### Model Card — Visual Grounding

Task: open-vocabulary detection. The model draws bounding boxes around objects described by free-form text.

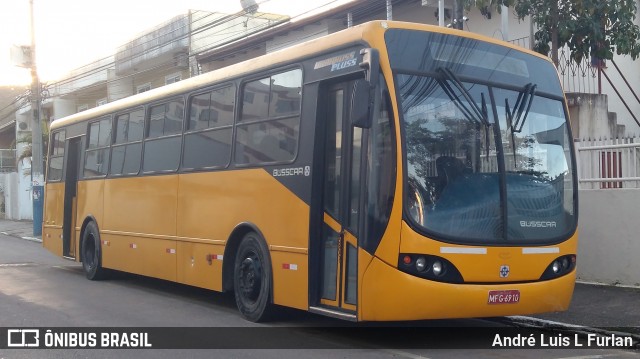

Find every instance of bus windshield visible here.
[386,29,577,244]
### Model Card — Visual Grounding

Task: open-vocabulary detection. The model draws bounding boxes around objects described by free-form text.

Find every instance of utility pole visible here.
[29,0,44,236]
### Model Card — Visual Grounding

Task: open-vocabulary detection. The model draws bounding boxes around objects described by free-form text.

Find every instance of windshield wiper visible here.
[437,67,491,158]
[505,83,537,167]
[505,83,537,133]
[437,67,490,126]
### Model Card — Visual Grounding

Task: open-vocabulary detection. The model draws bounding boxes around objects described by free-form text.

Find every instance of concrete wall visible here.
[597,0,640,136]
[577,189,640,286]
[566,93,619,139]
[2,170,32,221]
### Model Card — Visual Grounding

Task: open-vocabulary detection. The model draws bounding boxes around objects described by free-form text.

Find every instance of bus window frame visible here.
[108,106,145,177]
[141,96,186,174]
[46,129,67,183]
[181,83,237,172]
[83,116,113,179]
[234,65,304,168]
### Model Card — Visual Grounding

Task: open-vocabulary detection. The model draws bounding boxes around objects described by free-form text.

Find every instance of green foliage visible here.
[464,0,640,63]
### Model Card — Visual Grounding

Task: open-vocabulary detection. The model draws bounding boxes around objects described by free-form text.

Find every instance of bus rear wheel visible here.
[233,232,273,322]
[81,221,108,280]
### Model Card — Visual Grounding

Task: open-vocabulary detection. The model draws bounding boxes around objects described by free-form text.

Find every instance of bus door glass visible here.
[320,81,364,312]
[62,137,82,258]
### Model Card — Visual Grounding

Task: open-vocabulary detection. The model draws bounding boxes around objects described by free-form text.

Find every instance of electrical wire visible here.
[3,0,361,123]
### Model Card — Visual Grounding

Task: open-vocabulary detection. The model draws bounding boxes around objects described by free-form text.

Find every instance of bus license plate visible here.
[488,290,520,304]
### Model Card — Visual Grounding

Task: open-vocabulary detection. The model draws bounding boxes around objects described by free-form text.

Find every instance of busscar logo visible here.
[272,166,311,177]
[8,329,40,347]
[520,220,557,228]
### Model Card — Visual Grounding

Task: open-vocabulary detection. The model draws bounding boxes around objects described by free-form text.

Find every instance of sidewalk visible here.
[0,218,41,241]
[516,282,640,342]
[1,218,638,340]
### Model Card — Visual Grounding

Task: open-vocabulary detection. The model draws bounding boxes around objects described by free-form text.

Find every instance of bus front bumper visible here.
[359,256,575,322]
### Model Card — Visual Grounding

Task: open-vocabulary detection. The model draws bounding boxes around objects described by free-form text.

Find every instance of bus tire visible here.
[233,232,273,322]
[81,221,108,280]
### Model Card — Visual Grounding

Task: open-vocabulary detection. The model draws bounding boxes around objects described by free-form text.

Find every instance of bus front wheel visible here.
[81,221,108,280]
[233,232,273,322]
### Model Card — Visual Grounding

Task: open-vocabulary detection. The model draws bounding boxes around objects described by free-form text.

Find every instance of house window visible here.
[165,73,182,85]
[137,83,151,94]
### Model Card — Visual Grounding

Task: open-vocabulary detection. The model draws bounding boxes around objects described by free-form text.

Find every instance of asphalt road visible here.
[0,233,637,359]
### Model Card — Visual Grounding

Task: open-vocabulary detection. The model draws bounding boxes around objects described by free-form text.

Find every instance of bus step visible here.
[309,306,357,322]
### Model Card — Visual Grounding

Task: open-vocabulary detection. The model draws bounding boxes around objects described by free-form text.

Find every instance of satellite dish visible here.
[240,0,259,14]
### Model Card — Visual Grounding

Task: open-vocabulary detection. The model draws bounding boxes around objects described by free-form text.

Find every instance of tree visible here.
[12,121,49,177]
[465,0,640,65]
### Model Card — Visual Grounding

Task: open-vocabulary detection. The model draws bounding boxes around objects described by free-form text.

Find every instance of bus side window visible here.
[235,68,302,166]
[47,130,66,182]
[183,85,235,169]
[363,83,396,253]
[84,117,112,177]
[143,99,184,173]
[110,109,144,176]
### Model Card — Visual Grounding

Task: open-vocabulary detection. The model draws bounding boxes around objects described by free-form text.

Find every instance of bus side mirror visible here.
[360,48,379,85]
[351,79,372,129]
[352,48,380,129]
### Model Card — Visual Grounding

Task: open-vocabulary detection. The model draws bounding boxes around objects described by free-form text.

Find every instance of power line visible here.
[49,8,256,88]
[49,0,346,89]
[6,0,352,121]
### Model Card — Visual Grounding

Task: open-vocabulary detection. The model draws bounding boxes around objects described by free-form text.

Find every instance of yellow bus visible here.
[43,20,578,322]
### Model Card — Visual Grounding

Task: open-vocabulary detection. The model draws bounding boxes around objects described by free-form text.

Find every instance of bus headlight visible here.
[432,260,443,276]
[398,254,463,283]
[540,254,576,280]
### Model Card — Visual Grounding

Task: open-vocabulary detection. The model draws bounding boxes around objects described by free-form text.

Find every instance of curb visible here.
[21,236,42,243]
[0,231,42,243]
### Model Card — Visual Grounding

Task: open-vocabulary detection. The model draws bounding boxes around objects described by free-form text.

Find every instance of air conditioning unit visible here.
[17,120,31,132]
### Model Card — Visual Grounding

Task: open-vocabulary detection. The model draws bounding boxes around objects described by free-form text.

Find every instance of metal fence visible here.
[556,49,600,95]
[576,137,640,189]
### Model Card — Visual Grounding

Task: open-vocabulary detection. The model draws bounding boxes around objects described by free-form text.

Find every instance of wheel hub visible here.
[240,256,262,301]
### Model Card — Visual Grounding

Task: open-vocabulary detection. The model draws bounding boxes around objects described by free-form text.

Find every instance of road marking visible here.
[52,265,83,273]
[0,263,36,268]
[381,349,431,359]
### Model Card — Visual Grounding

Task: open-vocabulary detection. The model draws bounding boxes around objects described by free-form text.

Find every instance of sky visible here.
[0,0,351,87]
